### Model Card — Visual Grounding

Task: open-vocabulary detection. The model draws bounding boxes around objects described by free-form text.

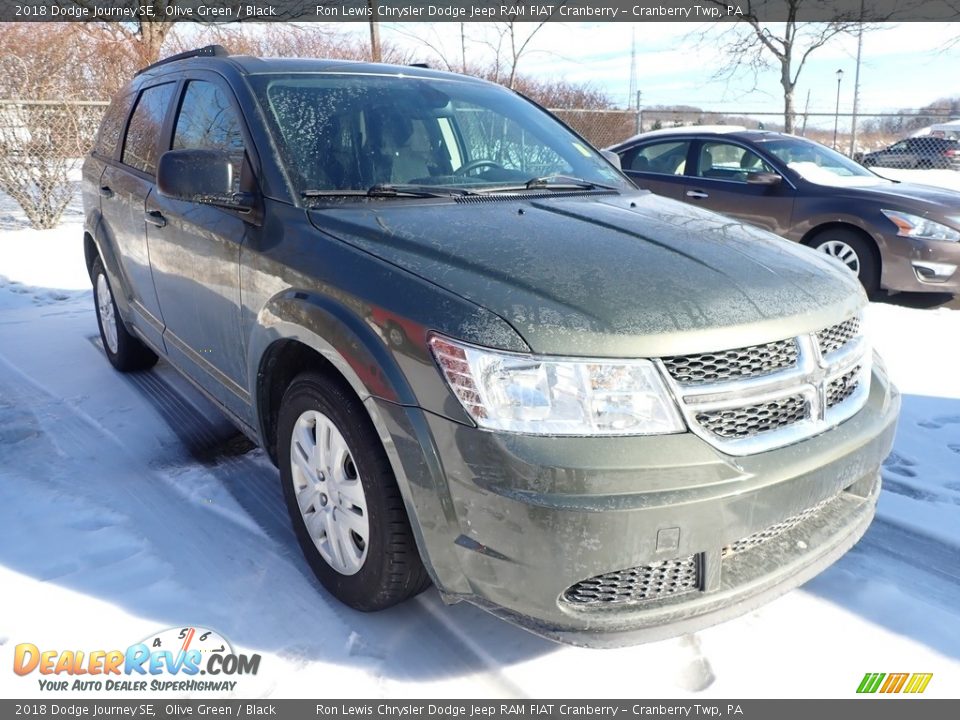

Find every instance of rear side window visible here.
[172,81,246,189]
[94,94,134,158]
[122,83,175,175]
[625,140,690,175]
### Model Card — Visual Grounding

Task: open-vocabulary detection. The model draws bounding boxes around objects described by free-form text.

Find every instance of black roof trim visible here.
[135,45,230,77]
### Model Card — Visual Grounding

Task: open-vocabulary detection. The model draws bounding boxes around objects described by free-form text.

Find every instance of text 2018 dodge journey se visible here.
[82,47,899,647]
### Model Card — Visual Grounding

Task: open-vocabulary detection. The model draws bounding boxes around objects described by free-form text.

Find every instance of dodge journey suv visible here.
[82,47,899,646]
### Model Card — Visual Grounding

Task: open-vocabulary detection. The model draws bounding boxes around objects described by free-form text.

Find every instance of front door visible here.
[145,78,251,416]
[682,140,795,237]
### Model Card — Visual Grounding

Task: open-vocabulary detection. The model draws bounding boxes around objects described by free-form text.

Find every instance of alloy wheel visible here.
[817,240,861,274]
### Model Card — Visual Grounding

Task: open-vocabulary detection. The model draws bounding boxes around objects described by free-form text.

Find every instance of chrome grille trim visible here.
[658,314,870,456]
[562,556,700,606]
[722,494,839,557]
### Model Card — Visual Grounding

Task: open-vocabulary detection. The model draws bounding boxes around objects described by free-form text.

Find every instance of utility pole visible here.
[367,0,381,63]
[849,0,865,157]
[833,69,844,149]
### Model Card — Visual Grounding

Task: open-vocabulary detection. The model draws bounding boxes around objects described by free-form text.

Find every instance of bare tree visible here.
[0,24,103,229]
[697,0,878,133]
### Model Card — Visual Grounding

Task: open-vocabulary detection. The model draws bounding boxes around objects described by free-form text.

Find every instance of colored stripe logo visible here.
[857,672,933,694]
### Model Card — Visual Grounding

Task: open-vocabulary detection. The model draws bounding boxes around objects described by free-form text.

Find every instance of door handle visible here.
[145,210,166,228]
[99,185,114,198]
[686,190,709,199]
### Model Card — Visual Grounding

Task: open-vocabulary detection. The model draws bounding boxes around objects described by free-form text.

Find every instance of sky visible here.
[352,22,960,120]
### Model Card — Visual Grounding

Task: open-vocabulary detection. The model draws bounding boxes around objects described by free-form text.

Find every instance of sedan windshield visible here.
[758,136,890,187]
[248,73,630,197]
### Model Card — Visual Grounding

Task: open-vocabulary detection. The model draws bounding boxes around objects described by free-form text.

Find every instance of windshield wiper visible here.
[524,175,620,191]
[471,175,621,194]
[302,184,479,199]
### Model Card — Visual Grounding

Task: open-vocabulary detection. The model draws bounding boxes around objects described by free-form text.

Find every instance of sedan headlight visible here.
[881,210,960,242]
[429,334,685,436]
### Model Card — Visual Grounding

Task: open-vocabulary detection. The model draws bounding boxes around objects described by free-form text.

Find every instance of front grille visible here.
[660,313,869,455]
[723,495,838,557]
[662,339,798,385]
[816,316,860,355]
[826,366,861,408]
[562,556,699,606]
[696,395,807,440]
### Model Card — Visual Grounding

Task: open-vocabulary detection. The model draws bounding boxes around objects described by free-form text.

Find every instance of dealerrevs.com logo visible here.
[13,627,261,692]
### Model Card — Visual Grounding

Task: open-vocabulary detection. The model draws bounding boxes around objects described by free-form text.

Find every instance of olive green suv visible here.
[81,47,899,646]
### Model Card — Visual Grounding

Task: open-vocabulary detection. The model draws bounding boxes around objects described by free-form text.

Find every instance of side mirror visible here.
[601,149,622,170]
[157,149,253,210]
[746,171,782,186]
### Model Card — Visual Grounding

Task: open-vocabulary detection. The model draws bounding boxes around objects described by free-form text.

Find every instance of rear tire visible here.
[811,228,880,297]
[278,371,431,611]
[91,257,158,372]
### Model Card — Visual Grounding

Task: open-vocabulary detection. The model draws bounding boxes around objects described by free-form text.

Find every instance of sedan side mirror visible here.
[746,171,782,186]
[157,149,254,210]
[601,149,622,170]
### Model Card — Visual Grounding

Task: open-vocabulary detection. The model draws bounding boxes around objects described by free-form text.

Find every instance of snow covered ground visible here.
[1,178,959,700]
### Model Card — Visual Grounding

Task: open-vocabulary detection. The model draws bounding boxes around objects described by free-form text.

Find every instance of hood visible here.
[837,181,960,216]
[308,191,864,357]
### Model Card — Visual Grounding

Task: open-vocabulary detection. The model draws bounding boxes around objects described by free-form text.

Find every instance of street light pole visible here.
[833,69,844,150]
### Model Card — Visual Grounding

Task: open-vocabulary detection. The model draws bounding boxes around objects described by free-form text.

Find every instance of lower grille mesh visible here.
[723,495,838,557]
[562,556,699,606]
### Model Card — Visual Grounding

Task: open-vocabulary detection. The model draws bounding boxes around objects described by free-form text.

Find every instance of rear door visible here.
[100,82,177,350]
[144,75,253,416]
[681,140,796,236]
[619,139,692,200]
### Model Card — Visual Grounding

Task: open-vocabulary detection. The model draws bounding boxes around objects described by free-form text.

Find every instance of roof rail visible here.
[135,45,230,76]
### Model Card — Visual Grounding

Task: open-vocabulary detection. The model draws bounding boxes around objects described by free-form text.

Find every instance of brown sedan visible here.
[609,128,960,296]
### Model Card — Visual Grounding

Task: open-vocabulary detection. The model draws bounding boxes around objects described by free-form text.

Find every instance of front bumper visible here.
[879,233,960,293]
[371,365,899,647]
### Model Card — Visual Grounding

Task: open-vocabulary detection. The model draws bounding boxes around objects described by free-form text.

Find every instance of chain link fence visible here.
[0,99,107,229]
[549,108,640,151]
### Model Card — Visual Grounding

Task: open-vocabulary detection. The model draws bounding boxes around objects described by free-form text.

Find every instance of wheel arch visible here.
[248,290,418,465]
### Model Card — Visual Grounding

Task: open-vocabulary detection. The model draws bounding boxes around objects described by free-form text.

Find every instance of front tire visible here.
[278,372,431,611]
[91,257,158,372]
[811,228,879,297]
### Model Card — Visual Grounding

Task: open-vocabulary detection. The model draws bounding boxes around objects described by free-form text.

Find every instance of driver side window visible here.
[172,81,246,192]
[696,142,774,182]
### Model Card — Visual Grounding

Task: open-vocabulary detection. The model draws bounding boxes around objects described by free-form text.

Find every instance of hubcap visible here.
[817,240,860,275]
[290,410,369,575]
[96,273,119,354]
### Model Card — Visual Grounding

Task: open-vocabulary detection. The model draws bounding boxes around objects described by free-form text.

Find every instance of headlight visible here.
[881,210,960,242]
[429,334,685,436]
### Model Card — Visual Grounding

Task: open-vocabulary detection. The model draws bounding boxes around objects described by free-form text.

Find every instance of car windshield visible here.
[758,136,890,187]
[247,73,630,198]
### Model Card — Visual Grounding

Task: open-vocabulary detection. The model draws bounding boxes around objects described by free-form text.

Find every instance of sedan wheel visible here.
[817,239,860,274]
[811,228,879,296]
